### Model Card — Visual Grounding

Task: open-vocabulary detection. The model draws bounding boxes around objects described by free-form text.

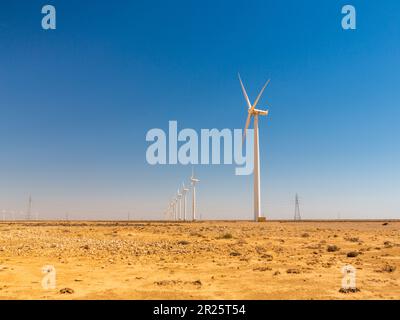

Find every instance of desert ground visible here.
[0,220,399,300]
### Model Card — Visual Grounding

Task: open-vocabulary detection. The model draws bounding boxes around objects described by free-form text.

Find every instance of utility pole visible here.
[294,193,301,221]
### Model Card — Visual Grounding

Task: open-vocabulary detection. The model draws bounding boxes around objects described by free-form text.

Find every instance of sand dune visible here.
[0,221,399,300]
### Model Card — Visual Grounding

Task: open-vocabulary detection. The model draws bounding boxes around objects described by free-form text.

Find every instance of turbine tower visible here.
[165,203,170,221]
[177,189,182,221]
[168,201,174,220]
[190,168,200,221]
[181,183,189,221]
[294,194,301,221]
[170,201,175,220]
[173,198,177,220]
[239,74,270,222]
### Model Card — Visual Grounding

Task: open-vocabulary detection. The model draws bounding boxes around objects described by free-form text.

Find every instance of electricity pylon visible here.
[294,193,301,221]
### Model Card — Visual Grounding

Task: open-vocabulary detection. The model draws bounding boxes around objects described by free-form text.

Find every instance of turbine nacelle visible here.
[190,168,200,185]
[248,108,269,116]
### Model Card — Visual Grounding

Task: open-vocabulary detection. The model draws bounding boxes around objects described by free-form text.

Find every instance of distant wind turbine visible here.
[190,168,200,221]
[182,182,189,221]
[239,73,270,222]
[165,203,169,221]
[173,198,178,220]
[167,201,174,220]
[177,189,182,221]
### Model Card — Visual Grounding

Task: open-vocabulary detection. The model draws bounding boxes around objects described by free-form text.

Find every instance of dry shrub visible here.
[327,245,339,252]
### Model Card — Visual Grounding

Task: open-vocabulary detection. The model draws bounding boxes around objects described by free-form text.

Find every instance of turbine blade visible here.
[238,73,252,109]
[242,113,252,144]
[252,79,270,109]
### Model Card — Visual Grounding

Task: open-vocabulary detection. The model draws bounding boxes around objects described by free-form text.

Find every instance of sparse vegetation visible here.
[327,245,339,252]
[219,233,233,239]
[59,288,74,294]
[189,232,202,237]
[347,251,359,258]
[339,288,360,294]
[384,241,393,248]
[286,268,301,274]
[260,254,273,261]
[344,237,359,242]
[253,266,272,272]
[381,264,396,273]
[177,240,190,245]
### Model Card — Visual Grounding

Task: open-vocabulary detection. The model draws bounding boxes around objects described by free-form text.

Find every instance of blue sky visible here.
[0,0,399,220]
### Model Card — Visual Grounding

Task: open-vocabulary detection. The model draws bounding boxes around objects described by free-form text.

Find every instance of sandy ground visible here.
[0,220,399,300]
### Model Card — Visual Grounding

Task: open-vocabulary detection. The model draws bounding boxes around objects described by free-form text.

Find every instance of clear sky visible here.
[1,0,399,220]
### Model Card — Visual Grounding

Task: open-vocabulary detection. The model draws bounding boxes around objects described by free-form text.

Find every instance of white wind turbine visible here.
[164,204,169,221]
[181,182,189,221]
[170,198,175,220]
[190,169,200,221]
[167,201,172,220]
[173,198,177,220]
[238,73,270,222]
[177,189,182,221]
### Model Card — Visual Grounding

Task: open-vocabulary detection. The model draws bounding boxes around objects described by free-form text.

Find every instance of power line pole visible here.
[294,193,301,221]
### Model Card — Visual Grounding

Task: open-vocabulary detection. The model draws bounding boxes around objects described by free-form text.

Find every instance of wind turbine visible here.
[165,203,170,221]
[239,73,270,222]
[173,198,177,220]
[167,201,174,220]
[190,168,200,221]
[164,203,169,221]
[171,201,175,220]
[177,189,182,221]
[181,183,189,221]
